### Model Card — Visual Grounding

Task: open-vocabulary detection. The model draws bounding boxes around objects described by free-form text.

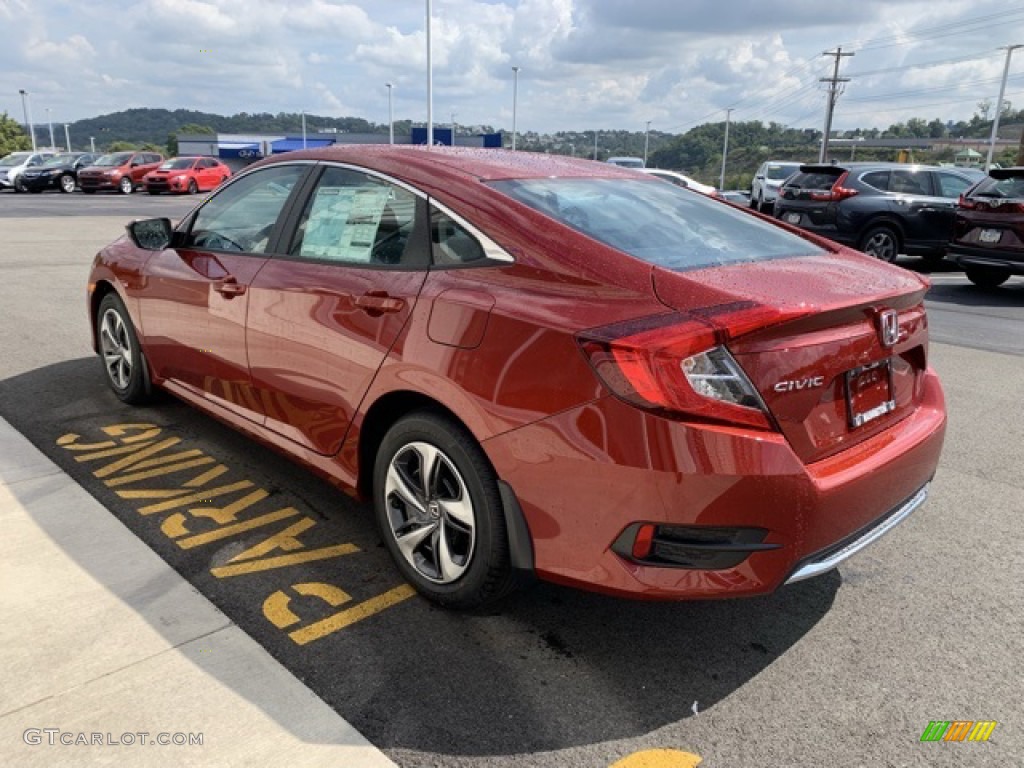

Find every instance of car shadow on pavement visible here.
[924,281,1024,307]
[1,358,840,758]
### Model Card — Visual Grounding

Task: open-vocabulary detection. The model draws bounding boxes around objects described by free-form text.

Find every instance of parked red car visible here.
[87,146,946,607]
[949,167,1024,287]
[78,151,164,194]
[144,156,232,195]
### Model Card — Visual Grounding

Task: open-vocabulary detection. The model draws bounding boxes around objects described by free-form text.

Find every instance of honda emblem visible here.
[878,309,900,348]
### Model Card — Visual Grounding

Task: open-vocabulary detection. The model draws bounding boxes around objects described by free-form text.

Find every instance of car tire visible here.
[373,411,516,608]
[964,268,1010,288]
[14,177,27,193]
[96,293,153,405]
[82,188,95,194]
[749,191,759,210]
[187,179,198,195]
[60,174,76,193]
[859,225,901,262]
[119,176,133,195]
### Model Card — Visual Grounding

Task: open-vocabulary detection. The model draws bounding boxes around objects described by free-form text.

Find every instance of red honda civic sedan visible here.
[87,146,946,607]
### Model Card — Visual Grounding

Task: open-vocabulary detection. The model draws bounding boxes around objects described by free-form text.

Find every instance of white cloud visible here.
[1,0,1023,135]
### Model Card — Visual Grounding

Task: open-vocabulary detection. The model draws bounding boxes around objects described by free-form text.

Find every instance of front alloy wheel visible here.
[374,412,517,608]
[119,176,133,194]
[60,174,76,193]
[96,293,152,404]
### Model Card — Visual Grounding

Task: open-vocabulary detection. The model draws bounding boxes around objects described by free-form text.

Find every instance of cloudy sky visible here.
[2,0,1024,136]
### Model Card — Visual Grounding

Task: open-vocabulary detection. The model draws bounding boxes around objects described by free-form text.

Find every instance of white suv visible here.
[0,151,56,192]
[750,161,801,212]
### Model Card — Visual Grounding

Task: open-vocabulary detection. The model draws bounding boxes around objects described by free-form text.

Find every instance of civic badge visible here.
[878,309,900,348]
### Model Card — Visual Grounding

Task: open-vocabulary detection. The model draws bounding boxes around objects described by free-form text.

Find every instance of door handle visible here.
[214,277,246,298]
[355,292,405,314]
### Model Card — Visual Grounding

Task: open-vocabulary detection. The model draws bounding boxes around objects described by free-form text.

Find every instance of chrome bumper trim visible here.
[785,483,929,584]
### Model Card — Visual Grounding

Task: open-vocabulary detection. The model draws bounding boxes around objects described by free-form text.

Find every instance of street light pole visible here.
[451,111,457,146]
[301,111,307,149]
[426,0,434,145]
[46,108,54,151]
[89,136,95,153]
[719,108,733,190]
[593,130,598,160]
[511,66,520,150]
[19,90,37,152]
[64,124,71,152]
[986,44,1023,171]
[643,120,652,167]
[386,82,394,144]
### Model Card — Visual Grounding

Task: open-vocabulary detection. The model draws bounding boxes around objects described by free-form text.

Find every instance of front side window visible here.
[185,164,305,254]
[491,177,824,271]
[288,166,420,266]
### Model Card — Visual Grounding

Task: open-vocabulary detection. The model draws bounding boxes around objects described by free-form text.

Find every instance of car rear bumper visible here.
[484,368,945,600]
[951,244,1024,273]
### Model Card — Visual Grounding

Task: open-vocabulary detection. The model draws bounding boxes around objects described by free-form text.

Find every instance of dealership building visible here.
[178,129,503,170]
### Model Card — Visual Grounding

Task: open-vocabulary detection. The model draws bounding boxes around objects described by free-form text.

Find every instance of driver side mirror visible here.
[127,218,173,251]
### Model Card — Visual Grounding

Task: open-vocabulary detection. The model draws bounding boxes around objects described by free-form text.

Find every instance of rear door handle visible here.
[355,292,405,314]
[214,277,246,298]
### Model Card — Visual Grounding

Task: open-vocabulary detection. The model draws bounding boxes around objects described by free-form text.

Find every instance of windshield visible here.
[0,153,31,167]
[608,158,645,168]
[42,155,76,167]
[93,153,134,167]
[765,164,800,180]
[490,177,824,271]
[160,158,197,170]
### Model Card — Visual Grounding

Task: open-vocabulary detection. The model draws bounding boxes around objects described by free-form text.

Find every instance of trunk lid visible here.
[653,252,930,463]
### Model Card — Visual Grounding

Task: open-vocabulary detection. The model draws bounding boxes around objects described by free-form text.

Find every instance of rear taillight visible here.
[809,171,858,202]
[957,194,977,210]
[577,313,774,430]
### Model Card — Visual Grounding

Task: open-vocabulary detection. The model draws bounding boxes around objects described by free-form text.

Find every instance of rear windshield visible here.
[784,170,843,191]
[490,177,825,271]
[969,174,1024,199]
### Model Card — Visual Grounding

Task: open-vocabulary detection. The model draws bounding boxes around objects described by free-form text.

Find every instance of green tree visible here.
[0,112,32,156]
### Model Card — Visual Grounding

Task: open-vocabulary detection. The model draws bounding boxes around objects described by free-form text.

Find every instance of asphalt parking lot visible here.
[0,193,1021,766]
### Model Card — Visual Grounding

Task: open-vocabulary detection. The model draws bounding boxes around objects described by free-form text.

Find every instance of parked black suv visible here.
[773,163,985,261]
[18,152,100,193]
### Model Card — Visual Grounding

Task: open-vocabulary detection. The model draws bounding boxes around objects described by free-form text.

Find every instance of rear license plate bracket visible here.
[845,358,896,429]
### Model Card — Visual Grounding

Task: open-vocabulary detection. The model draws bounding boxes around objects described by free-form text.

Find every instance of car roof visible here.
[252,145,647,185]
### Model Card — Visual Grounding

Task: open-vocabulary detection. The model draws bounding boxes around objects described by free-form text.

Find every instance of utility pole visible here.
[426,0,434,146]
[819,47,854,162]
[986,44,1022,171]
[719,108,733,190]
[63,124,71,152]
[511,66,520,150]
[643,120,652,167]
[593,131,598,160]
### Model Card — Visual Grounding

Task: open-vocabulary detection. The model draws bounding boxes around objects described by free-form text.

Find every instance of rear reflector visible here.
[612,523,781,569]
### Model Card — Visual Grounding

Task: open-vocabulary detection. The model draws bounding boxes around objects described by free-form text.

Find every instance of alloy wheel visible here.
[99,308,133,390]
[862,230,897,262]
[383,441,476,584]
[60,175,76,193]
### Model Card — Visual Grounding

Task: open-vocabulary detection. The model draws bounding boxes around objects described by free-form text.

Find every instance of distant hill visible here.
[67,108,387,149]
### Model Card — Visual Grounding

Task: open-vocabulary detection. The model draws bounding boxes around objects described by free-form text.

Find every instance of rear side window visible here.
[431,208,486,265]
[491,178,824,271]
[934,172,973,199]
[289,166,421,266]
[764,164,799,181]
[860,171,890,191]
